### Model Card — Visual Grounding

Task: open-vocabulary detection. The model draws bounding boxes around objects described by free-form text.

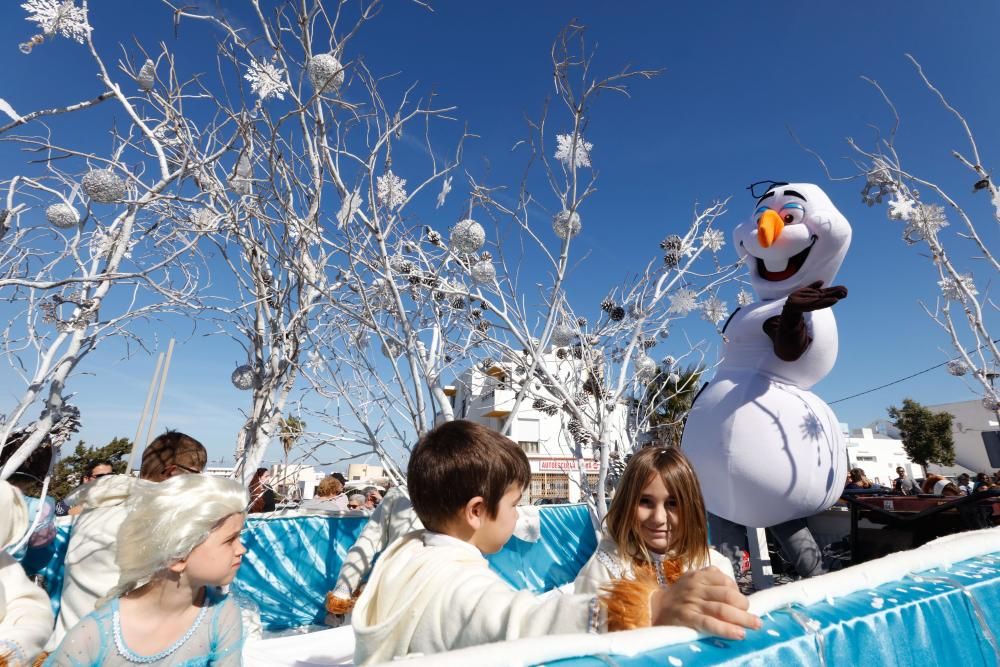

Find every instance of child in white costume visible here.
[48,431,208,649]
[575,447,734,596]
[44,474,248,667]
[352,421,759,665]
[0,480,54,667]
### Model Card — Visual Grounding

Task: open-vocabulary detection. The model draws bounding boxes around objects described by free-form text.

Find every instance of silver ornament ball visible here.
[634,354,657,379]
[46,203,80,229]
[450,218,486,254]
[552,209,582,240]
[82,169,127,204]
[470,260,496,284]
[231,365,257,390]
[551,324,576,347]
[308,54,345,93]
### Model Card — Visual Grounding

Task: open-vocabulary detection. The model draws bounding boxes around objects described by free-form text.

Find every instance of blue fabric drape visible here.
[547,552,1000,667]
[20,525,70,617]
[487,503,597,592]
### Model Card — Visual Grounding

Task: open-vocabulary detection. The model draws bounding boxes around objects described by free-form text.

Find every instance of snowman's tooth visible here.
[763,257,788,273]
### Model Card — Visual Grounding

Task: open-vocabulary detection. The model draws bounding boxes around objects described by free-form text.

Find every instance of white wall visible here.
[844,428,918,486]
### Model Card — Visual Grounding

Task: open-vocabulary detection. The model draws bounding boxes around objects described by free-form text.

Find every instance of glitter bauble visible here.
[46,203,80,228]
[450,218,486,254]
[231,365,257,390]
[551,324,576,347]
[552,209,581,240]
[471,260,496,284]
[137,59,156,91]
[308,53,345,93]
[82,169,127,204]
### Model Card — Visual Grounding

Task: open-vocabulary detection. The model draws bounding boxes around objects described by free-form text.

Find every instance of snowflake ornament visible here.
[736,289,754,307]
[46,202,79,228]
[701,228,725,252]
[553,209,582,240]
[90,226,135,260]
[938,274,977,302]
[245,59,289,102]
[450,218,486,254]
[21,0,91,50]
[231,365,257,391]
[887,196,916,221]
[307,53,345,94]
[903,203,948,244]
[376,171,407,210]
[668,288,698,315]
[436,176,452,209]
[336,189,363,228]
[702,296,728,325]
[81,169,126,204]
[554,133,593,168]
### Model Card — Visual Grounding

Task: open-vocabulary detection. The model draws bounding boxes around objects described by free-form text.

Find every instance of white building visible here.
[843,425,917,486]
[925,399,1000,477]
[270,463,323,500]
[450,352,630,503]
[346,463,384,483]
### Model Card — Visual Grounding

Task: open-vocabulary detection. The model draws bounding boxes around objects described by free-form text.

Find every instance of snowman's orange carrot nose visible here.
[757,209,784,248]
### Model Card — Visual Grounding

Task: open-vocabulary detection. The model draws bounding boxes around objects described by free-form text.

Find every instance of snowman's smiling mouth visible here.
[754,236,817,282]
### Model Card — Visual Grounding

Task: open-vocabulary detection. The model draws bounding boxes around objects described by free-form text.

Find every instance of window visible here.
[855,455,876,462]
[530,473,568,499]
[519,441,540,454]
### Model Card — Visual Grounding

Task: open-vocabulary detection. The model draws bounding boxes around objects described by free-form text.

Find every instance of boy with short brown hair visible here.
[351,420,759,664]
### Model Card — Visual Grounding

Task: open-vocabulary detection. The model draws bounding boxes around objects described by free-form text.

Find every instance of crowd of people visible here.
[2,423,764,666]
[844,466,1000,497]
[9,424,1000,665]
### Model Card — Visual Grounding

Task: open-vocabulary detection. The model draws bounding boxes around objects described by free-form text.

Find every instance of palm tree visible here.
[277,415,305,498]
[644,364,704,448]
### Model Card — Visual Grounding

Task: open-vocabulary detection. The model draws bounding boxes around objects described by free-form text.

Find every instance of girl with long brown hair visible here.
[575,446,733,594]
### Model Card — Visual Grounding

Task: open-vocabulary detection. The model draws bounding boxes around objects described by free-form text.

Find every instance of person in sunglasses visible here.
[47,431,208,651]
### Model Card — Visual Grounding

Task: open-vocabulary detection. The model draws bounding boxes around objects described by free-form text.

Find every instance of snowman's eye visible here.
[779,202,805,225]
[754,205,771,221]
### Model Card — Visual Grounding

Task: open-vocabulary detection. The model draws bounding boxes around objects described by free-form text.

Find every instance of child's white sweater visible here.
[574,536,735,595]
[352,530,599,665]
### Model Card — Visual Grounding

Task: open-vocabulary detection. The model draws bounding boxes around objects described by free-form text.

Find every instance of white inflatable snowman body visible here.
[683,183,851,528]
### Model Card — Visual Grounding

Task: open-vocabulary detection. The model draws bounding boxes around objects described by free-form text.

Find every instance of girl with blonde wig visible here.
[45,474,248,666]
[575,446,734,596]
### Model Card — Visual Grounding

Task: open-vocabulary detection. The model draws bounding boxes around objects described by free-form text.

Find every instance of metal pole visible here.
[127,352,164,473]
[144,338,175,449]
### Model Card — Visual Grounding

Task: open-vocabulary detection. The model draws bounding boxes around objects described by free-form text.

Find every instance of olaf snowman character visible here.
[681,182,850,578]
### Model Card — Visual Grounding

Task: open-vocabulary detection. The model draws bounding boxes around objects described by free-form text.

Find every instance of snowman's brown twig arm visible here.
[763,281,848,362]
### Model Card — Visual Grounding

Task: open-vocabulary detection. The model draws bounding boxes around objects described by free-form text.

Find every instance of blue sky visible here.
[1,1,998,470]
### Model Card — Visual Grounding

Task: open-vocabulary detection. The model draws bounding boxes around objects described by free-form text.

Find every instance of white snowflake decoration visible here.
[946,359,970,377]
[336,189,363,228]
[376,171,407,210]
[554,133,593,168]
[245,59,289,102]
[231,365,257,391]
[701,296,728,325]
[938,274,977,302]
[306,350,322,371]
[903,203,948,244]
[887,196,916,221]
[22,0,91,44]
[90,226,135,260]
[736,288,754,307]
[450,219,486,254]
[307,53,345,93]
[668,288,698,315]
[436,176,452,209]
[701,228,725,252]
[192,208,220,232]
[46,202,79,228]
[552,209,582,240]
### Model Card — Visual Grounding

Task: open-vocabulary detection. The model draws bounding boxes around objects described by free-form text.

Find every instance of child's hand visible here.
[649,567,761,640]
